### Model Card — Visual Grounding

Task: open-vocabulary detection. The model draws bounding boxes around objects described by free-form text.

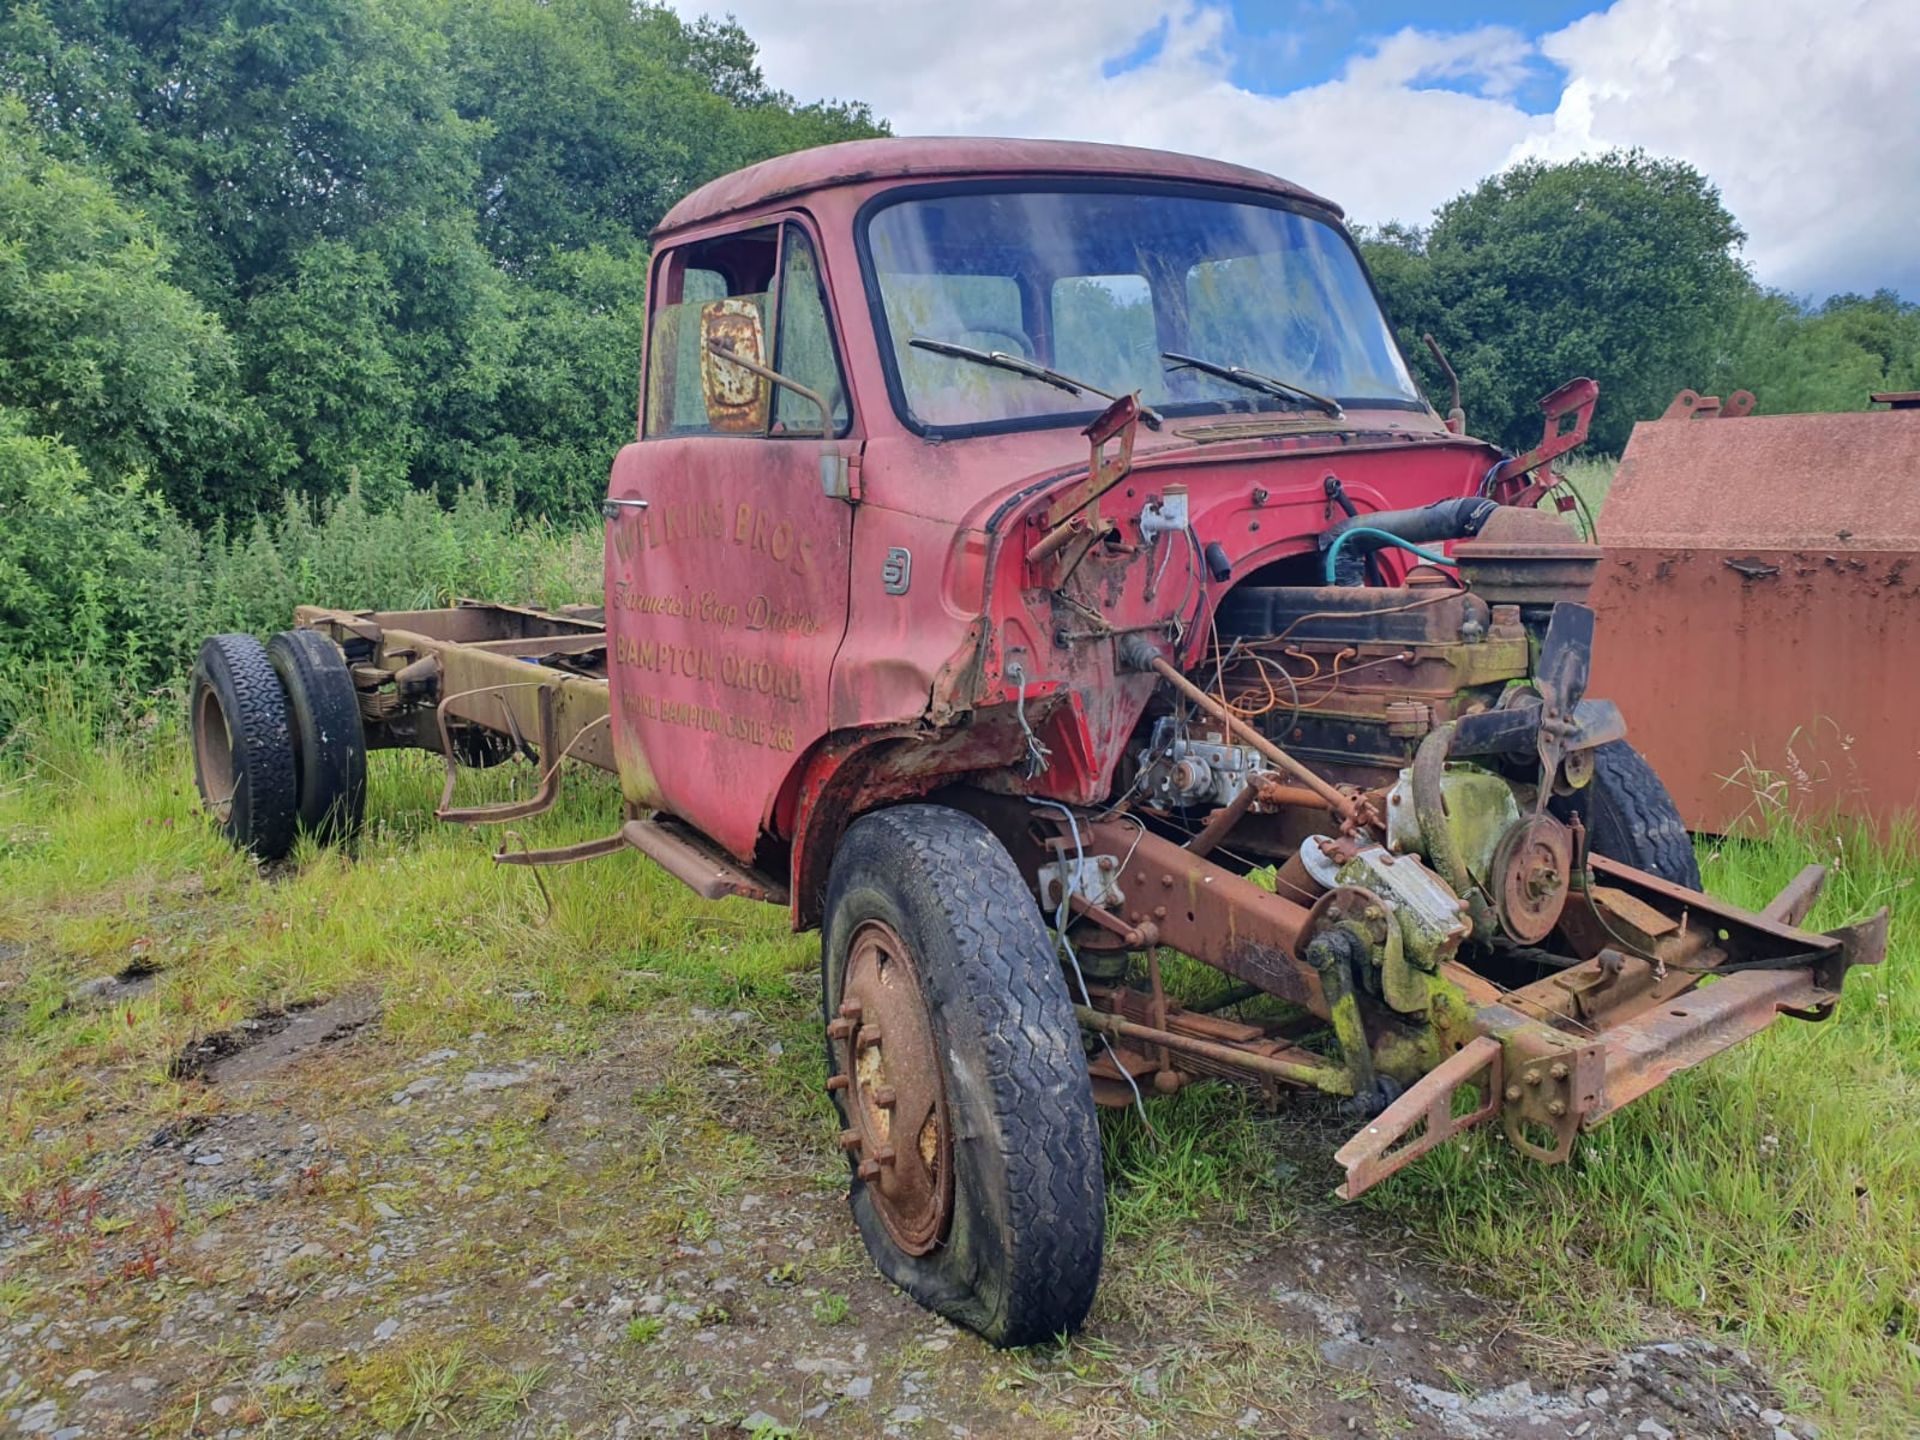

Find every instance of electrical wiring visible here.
[1027,798,1156,1136]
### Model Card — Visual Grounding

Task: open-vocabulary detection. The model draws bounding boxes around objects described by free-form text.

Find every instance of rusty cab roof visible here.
[652,136,1341,241]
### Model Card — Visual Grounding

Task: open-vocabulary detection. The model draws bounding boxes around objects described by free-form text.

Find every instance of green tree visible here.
[1710,288,1920,415]
[0,0,883,521]
[0,96,233,507]
[1364,151,1750,453]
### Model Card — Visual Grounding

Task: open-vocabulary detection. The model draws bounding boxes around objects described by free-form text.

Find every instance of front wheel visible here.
[1554,739,1701,889]
[822,804,1105,1347]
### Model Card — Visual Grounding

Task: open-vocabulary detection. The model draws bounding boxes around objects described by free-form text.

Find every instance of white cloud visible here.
[1527,0,1920,297]
[676,0,1920,299]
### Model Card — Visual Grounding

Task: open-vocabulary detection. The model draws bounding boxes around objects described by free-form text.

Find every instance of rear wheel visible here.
[822,804,1105,1347]
[1555,739,1700,889]
[190,635,298,861]
[267,629,367,844]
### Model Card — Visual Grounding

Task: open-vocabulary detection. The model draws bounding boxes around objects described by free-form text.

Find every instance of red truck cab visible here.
[605,137,1496,915]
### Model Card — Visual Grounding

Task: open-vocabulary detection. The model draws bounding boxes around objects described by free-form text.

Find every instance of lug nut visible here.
[826,1017,854,1041]
[1524,1070,1542,1086]
[1547,1099,1567,1118]
[1549,1061,1569,1081]
[1505,1085,1522,1102]
[857,1026,883,1050]
[826,1074,849,1093]
[838,1129,862,1153]
[872,1086,897,1109]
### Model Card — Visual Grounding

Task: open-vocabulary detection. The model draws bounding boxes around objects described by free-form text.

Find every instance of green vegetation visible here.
[1362,152,1920,455]
[0,9,1914,1429]
[0,674,1912,1431]
[0,0,879,527]
[2,1,1914,729]
[0,478,599,729]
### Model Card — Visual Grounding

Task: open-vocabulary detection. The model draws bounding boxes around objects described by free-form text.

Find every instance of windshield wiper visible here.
[1161,351,1344,419]
[909,337,1163,428]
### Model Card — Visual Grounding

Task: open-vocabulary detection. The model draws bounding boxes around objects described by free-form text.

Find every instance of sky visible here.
[669,0,1920,302]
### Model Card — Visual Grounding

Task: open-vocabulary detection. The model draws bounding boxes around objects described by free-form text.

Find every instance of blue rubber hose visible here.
[1322,525,1453,585]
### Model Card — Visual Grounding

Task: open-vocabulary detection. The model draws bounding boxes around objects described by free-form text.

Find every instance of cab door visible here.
[605,218,858,860]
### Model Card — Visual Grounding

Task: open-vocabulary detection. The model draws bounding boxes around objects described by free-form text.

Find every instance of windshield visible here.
[864,187,1421,433]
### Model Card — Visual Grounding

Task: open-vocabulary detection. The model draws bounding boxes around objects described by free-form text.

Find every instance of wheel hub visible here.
[830,920,952,1255]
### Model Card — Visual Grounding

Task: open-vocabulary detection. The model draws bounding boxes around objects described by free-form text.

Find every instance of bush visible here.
[0,462,599,736]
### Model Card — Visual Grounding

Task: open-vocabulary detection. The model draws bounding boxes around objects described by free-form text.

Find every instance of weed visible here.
[810,1291,850,1326]
[1,681,1915,1433]
[623,1316,664,1346]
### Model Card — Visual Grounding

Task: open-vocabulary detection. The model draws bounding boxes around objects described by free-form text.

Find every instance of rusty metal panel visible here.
[1590,407,1920,833]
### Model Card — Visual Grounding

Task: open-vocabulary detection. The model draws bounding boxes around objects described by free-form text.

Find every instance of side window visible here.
[644,227,777,436]
[772,225,850,435]
[643,223,850,438]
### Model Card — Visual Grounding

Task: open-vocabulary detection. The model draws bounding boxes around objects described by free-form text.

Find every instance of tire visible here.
[267,629,367,844]
[190,635,298,861]
[822,804,1105,1347]
[1554,740,1700,889]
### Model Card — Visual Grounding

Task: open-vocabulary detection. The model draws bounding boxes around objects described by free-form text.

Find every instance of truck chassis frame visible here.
[287,598,1886,1200]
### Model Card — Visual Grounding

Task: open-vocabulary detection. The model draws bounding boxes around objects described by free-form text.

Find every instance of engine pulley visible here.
[1489,812,1574,943]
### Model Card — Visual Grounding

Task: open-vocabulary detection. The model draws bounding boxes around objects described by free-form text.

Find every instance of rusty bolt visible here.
[838,999,863,1021]
[838,1129,862,1153]
[1524,1070,1542,1087]
[826,1074,849,1093]
[1505,1085,1522,1102]
[857,1158,881,1183]
[871,1086,897,1109]
[1546,1099,1567,1118]
[1161,874,1174,888]
[1364,906,1384,923]
[872,1145,897,1168]
[826,1017,854,1041]
[1153,905,1168,919]
[1549,1061,1569,1081]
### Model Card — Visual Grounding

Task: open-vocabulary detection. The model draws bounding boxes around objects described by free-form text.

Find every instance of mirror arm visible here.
[705,339,854,503]
[705,339,832,437]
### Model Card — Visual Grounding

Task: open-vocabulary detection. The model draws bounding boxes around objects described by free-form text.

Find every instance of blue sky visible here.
[676,0,1920,302]
[1120,0,1592,112]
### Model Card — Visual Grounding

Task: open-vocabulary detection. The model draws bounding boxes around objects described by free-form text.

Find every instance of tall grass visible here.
[1371,823,1917,1431]
[0,483,602,737]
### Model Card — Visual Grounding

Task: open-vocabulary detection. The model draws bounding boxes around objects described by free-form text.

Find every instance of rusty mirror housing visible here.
[698,299,771,433]
[701,334,855,503]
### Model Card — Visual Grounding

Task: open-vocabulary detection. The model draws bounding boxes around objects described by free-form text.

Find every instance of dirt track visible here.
[2,984,1818,1439]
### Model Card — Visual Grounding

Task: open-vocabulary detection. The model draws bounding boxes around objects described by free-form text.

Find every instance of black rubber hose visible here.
[1322,496,1499,585]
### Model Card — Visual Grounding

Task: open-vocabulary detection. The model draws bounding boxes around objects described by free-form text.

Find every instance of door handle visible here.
[601,497,649,519]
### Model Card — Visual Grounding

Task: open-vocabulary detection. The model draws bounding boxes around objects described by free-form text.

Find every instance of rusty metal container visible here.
[1588,394,1920,835]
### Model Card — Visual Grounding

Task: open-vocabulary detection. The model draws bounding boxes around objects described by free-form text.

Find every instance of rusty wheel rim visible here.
[832,920,952,1256]
[192,684,236,823]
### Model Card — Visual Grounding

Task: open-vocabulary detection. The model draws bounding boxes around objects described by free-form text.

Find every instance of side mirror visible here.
[698,300,771,433]
[702,337,857,503]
